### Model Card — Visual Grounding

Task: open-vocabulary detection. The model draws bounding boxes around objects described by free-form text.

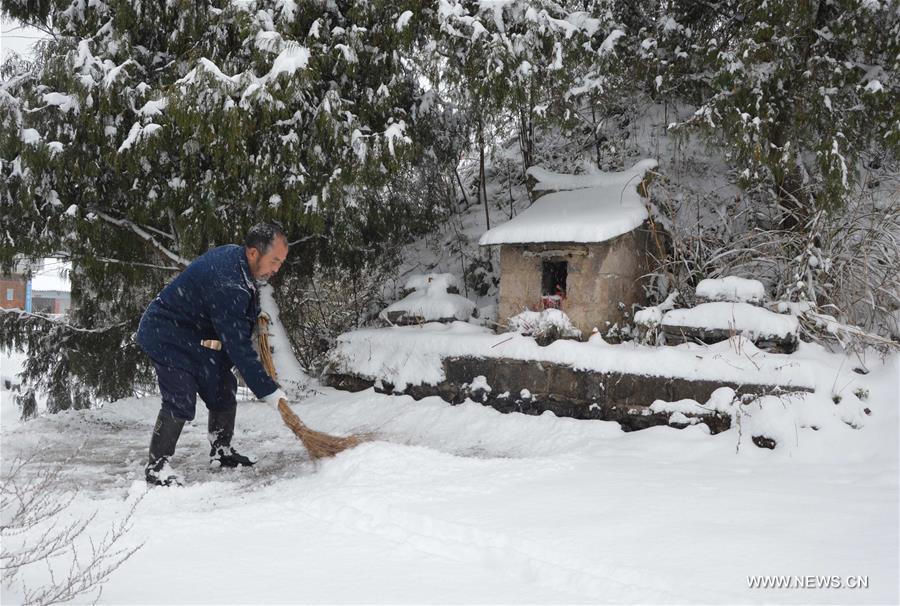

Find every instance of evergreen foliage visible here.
[1,0,449,401]
[1,0,896,406]
[640,0,898,217]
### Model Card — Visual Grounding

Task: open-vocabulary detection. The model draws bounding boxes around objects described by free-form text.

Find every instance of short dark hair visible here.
[245,222,287,254]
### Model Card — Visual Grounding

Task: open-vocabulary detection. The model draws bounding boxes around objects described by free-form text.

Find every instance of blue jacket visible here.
[137,244,280,400]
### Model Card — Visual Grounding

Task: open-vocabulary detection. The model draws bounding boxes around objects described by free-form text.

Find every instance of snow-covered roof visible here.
[479,159,657,246]
[30,262,71,293]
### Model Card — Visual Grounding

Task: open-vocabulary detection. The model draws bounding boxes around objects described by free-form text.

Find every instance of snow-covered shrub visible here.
[15,390,37,421]
[277,261,396,375]
[650,382,870,453]
[464,375,492,402]
[648,169,900,354]
[380,273,476,325]
[780,193,900,353]
[402,273,460,294]
[633,290,679,344]
[464,255,498,299]
[507,308,582,346]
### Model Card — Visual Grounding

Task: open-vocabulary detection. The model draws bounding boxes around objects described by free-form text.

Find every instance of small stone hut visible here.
[479,159,658,337]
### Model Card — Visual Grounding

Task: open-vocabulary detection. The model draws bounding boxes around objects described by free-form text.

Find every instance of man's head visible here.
[244,222,289,281]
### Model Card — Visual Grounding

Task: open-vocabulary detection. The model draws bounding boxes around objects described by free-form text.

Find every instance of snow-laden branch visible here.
[258,284,309,396]
[47,251,180,272]
[0,308,128,334]
[92,211,190,267]
[94,257,181,271]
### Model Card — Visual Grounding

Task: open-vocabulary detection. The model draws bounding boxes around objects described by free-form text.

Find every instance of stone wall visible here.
[324,355,812,433]
[495,225,652,336]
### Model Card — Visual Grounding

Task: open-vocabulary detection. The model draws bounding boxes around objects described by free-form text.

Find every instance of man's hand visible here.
[263,388,288,408]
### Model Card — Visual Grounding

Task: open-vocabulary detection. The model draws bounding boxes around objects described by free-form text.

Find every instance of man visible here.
[137,223,289,486]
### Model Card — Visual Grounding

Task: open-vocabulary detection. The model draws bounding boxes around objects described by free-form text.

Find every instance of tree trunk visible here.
[518,85,536,201]
[454,165,470,210]
[478,115,490,231]
[591,94,602,168]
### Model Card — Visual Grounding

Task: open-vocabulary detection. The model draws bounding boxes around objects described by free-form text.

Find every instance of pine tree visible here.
[644,0,899,219]
[1,0,447,403]
[434,0,621,202]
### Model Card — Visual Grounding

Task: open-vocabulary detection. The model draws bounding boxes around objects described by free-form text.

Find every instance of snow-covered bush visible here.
[651,382,871,453]
[15,390,37,421]
[633,291,679,344]
[402,273,460,294]
[507,309,582,346]
[648,173,900,354]
[464,256,498,299]
[277,261,397,376]
[380,273,476,325]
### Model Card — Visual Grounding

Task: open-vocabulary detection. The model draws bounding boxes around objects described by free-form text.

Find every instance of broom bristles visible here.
[258,316,368,459]
[276,399,366,458]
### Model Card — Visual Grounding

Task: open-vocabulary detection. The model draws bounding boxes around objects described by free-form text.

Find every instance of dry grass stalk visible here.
[257,316,368,459]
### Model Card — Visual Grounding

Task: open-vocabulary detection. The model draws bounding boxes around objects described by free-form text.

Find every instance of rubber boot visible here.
[208,405,256,468]
[146,410,185,486]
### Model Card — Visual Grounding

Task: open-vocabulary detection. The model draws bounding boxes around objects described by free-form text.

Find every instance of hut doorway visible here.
[541,260,567,308]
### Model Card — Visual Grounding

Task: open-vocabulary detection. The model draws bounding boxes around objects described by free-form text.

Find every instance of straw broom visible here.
[257,316,366,459]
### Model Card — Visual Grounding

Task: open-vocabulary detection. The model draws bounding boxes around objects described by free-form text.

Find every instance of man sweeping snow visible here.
[137,223,289,486]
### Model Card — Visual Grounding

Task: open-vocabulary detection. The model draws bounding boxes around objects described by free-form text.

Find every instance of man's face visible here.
[247,236,289,281]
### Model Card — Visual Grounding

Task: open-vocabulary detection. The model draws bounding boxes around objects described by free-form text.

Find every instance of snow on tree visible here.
[644,0,899,217]
[0,0,448,401]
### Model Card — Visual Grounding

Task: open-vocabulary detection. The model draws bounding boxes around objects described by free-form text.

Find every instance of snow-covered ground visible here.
[2,348,898,604]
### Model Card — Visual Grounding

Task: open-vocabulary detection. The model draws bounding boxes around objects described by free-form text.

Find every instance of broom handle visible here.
[258,316,309,430]
[257,316,278,380]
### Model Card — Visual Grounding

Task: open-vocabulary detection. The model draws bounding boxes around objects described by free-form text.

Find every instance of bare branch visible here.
[1,453,144,606]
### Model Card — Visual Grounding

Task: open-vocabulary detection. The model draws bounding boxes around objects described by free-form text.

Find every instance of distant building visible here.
[0,258,72,315]
[479,160,658,337]
[1,277,27,310]
[1,258,31,310]
[31,289,71,315]
[30,262,72,316]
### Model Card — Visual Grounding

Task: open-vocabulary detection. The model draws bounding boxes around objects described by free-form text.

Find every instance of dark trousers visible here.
[153,361,237,422]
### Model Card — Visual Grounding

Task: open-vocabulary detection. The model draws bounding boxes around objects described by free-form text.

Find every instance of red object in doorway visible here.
[541,282,567,310]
